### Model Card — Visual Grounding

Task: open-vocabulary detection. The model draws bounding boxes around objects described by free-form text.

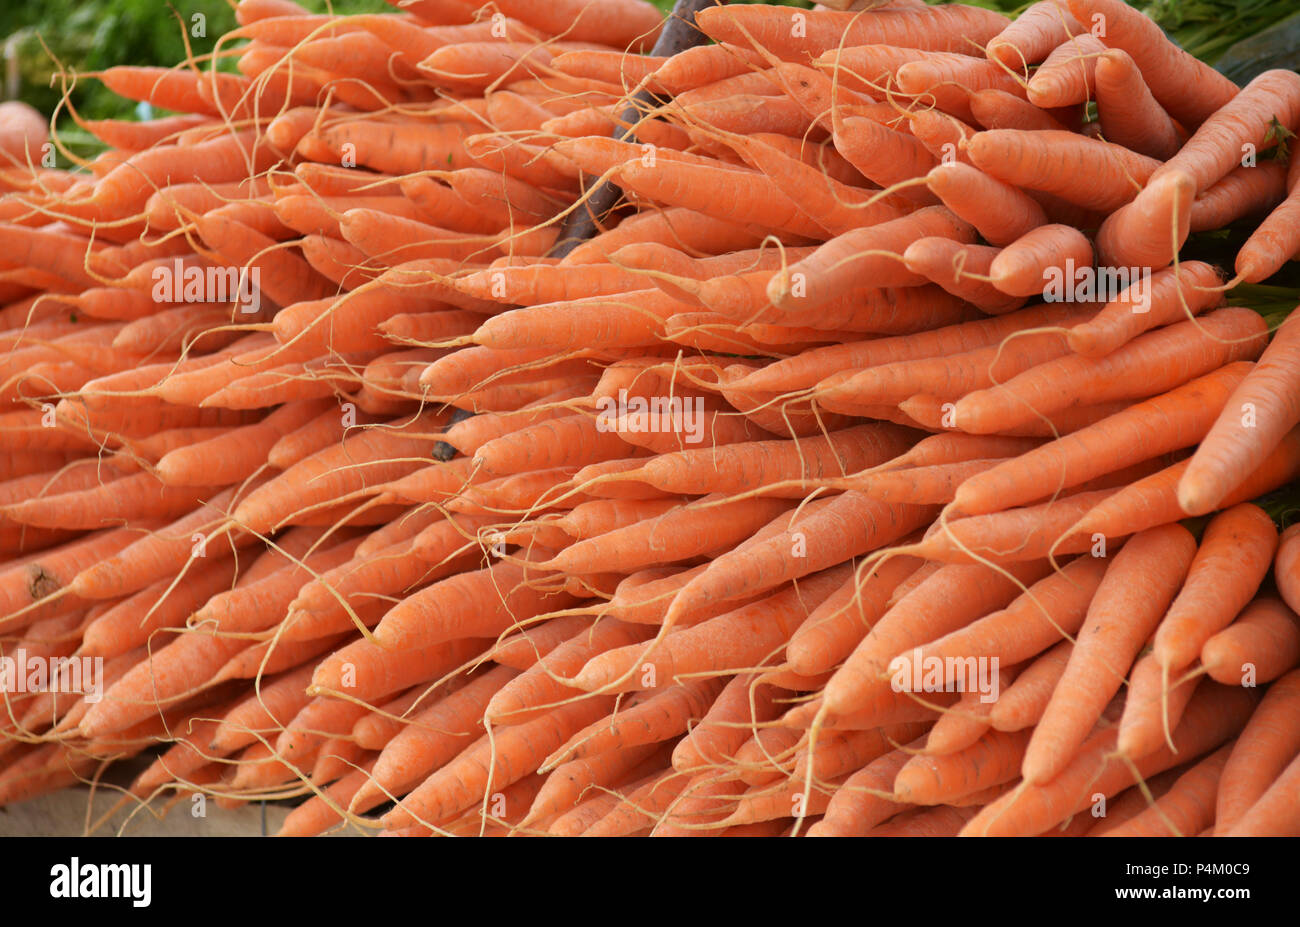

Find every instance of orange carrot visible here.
[1064,260,1225,357]
[1215,669,1300,833]
[1153,503,1278,671]
[766,207,975,312]
[1093,48,1183,160]
[986,1,1082,70]
[1065,0,1239,128]
[954,308,1269,435]
[1202,596,1300,687]
[951,364,1251,516]
[926,162,1047,247]
[967,129,1160,212]
[697,4,1010,58]
[1023,525,1196,784]
[988,639,1072,732]
[1178,311,1300,515]
[962,681,1257,836]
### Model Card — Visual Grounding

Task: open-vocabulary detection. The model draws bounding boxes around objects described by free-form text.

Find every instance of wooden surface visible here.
[0,787,295,836]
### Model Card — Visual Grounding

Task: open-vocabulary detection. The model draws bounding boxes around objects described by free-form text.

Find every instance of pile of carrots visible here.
[0,0,1298,837]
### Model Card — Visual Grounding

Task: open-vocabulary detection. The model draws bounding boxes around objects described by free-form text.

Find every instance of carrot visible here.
[1092,48,1183,160]
[1071,427,1300,541]
[1101,742,1233,836]
[896,728,1032,806]
[0,225,100,290]
[349,665,516,811]
[1151,69,1300,199]
[1148,503,1277,673]
[663,493,937,630]
[193,534,365,637]
[484,619,654,728]
[207,664,317,754]
[891,555,1105,703]
[1023,525,1195,784]
[1115,651,1203,761]
[821,558,1053,717]
[1066,0,1239,128]
[453,264,642,306]
[2,469,226,531]
[985,223,1093,298]
[611,159,828,240]
[925,163,1047,247]
[232,412,443,533]
[616,424,917,498]
[1190,161,1290,233]
[962,681,1257,836]
[549,48,666,88]
[711,132,909,236]
[848,458,1009,505]
[967,129,1160,212]
[537,495,792,577]
[680,93,816,139]
[829,115,937,202]
[816,327,1084,412]
[309,636,485,708]
[523,742,668,827]
[986,1,1082,70]
[1025,33,1105,108]
[669,674,781,775]
[807,740,920,836]
[1219,750,1300,837]
[487,0,661,48]
[954,307,1269,435]
[560,207,765,266]
[65,486,249,601]
[370,557,575,653]
[194,214,335,310]
[76,626,252,739]
[382,692,616,830]
[1064,260,1225,357]
[571,566,851,694]
[951,364,1252,517]
[987,639,1071,732]
[1094,169,1195,270]
[1236,158,1300,282]
[909,486,1119,565]
[734,302,1092,393]
[696,4,1010,58]
[1215,669,1300,833]
[490,615,593,672]
[95,66,226,118]
[1179,311,1300,515]
[282,532,480,643]
[81,112,213,150]
[1280,523,1300,617]
[544,677,727,768]
[1201,596,1300,687]
[154,399,334,488]
[340,209,497,265]
[469,413,631,476]
[766,207,975,312]
[969,88,1070,131]
[200,352,373,410]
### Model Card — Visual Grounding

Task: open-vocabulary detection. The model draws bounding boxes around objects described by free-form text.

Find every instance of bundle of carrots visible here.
[0,0,1298,838]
